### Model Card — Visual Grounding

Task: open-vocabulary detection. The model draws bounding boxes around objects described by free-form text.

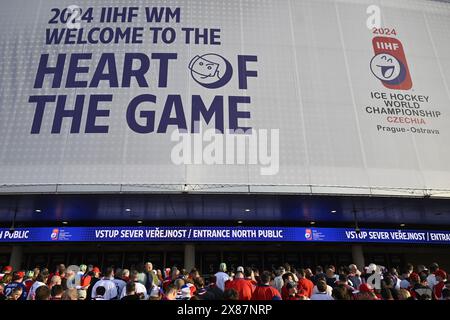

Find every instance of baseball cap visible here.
[409,272,420,283]
[92,267,100,273]
[435,270,447,279]
[359,283,374,293]
[16,271,25,278]
[219,263,227,272]
[236,266,244,273]
[3,266,13,272]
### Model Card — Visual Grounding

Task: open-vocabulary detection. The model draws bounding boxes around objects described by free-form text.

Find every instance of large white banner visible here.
[1,0,450,195]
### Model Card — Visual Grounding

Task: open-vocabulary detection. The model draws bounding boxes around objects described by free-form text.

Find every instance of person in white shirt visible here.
[310,280,334,300]
[427,263,439,291]
[91,268,118,300]
[273,266,285,294]
[120,270,148,300]
[312,276,333,295]
[27,272,48,300]
[399,263,413,289]
[75,264,87,287]
[214,263,230,292]
[112,269,127,297]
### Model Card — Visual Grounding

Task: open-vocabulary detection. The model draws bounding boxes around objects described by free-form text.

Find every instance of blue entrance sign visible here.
[0,226,449,244]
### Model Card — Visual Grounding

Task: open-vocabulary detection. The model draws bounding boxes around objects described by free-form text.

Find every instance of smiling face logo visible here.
[370,53,401,81]
[371,36,412,90]
[188,54,233,89]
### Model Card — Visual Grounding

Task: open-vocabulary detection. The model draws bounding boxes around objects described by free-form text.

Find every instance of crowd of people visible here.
[0,261,448,301]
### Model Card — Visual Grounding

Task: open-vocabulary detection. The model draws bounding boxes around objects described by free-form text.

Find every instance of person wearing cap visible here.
[214,263,230,292]
[0,265,13,282]
[433,269,447,300]
[4,271,27,300]
[85,267,101,300]
[23,270,35,293]
[75,264,87,286]
[355,283,378,300]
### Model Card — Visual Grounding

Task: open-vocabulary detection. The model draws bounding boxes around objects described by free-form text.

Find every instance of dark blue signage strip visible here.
[0,227,449,244]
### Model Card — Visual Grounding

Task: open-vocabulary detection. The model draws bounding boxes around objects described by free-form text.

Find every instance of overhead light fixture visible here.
[400,223,406,227]
[331,210,337,213]
[237,220,243,224]
[35,209,42,213]
[137,220,143,224]
[125,208,131,212]
[310,221,316,225]
[62,221,68,225]
[244,209,251,212]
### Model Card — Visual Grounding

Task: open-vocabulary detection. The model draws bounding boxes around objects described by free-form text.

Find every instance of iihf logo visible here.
[305,229,313,240]
[50,228,59,240]
[188,54,233,89]
[370,37,412,90]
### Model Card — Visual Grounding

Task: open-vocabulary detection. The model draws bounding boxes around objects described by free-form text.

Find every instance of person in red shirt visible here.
[280,272,295,300]
[226,271,254,300]
[297,268,314,298]
[47,264,66,285]
[433,269,447,300]
[23,270,35,293]
[252,271,281,300]
[244,267,258,286]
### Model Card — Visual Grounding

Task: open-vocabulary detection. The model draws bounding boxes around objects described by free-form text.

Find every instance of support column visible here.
[352,245,365,271]
[184,244,195,271]
[9,246,23,270]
